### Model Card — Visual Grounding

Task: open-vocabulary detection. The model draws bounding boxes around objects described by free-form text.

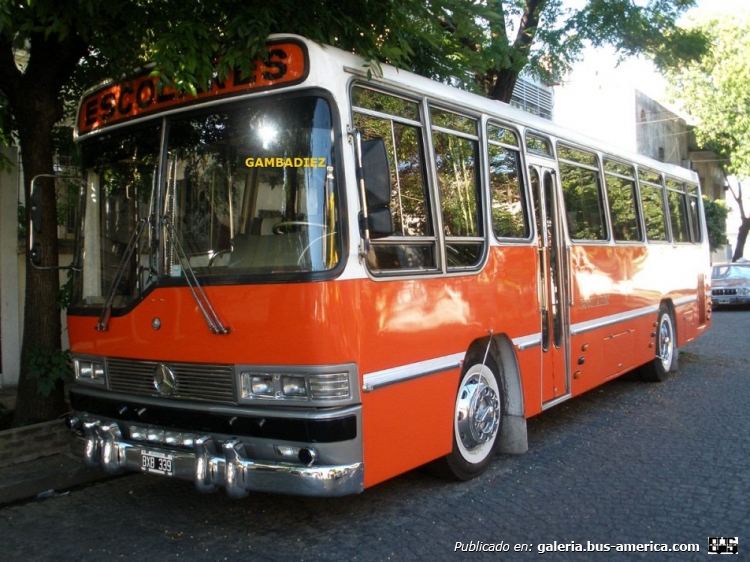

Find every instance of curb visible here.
[0,419,71,468]
[0,419,111,505]
[0,452,109,505]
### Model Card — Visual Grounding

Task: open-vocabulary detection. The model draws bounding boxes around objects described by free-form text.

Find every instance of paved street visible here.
[0,310,747,561]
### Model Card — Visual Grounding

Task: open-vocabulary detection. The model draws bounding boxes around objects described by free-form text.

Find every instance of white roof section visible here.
[287,35,698,183]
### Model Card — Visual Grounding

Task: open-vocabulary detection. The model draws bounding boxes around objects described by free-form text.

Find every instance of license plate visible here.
[141,450,174,476]
[717,298,730,305]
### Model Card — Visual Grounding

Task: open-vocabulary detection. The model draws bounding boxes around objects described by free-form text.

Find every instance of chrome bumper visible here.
[73,418,364,498]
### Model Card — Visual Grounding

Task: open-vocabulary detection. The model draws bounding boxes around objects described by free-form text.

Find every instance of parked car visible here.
[711,263,750,308]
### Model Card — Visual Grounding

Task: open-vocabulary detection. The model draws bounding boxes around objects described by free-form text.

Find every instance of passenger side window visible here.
[686,184,703,243]
[638,169,668,242]
[352,87,437,273]
[430,107,484,269]
[604,159,641,242]
[558,144,607,241]
[488,123,529,239]
[666,179,690,243]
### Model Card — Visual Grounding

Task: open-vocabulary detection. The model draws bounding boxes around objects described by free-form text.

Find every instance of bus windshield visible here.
[74,95,340,310]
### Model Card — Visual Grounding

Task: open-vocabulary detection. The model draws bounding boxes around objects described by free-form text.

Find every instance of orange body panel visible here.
[68,246,542,484]
[361,370,457,487]
[67,240,710,487]
[565,242,710,395]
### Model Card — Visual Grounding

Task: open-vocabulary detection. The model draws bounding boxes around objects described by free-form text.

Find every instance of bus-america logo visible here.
[77,40,308,135]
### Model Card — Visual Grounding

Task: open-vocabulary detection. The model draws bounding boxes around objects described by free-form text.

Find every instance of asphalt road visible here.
[0,309,747,561]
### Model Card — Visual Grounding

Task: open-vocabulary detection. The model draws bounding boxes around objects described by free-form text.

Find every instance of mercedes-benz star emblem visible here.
[153,364,177,397]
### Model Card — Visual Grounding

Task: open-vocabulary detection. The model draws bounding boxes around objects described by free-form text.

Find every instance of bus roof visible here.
[75,33,698,184]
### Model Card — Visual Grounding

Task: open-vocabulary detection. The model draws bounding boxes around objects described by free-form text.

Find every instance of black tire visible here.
[429,351,504,481]
[639,304,678,382]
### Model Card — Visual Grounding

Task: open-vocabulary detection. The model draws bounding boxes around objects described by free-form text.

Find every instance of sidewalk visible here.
[0,450,110,505]
[0,386,111,506]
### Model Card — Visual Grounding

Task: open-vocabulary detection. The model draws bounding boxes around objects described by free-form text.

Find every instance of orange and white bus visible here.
[64,35,711,497]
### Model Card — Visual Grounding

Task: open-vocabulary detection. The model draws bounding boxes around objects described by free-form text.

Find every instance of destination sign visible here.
[77,40,309,135]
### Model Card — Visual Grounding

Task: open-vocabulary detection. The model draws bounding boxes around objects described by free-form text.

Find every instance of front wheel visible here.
[429,353,504,481]
[639,304,678,382]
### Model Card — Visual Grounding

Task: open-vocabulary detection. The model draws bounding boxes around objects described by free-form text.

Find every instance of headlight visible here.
[246,374,275,397]
[74,357,106,385]
[237,367,354,404]
[239,372,310,400]
[281,375,307,397]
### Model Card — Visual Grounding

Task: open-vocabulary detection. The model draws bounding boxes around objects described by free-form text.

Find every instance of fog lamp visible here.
[130,425,147,441]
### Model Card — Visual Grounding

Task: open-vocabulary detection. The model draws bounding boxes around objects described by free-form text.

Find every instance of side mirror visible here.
[358,138,393,239]
[28,174,82,270]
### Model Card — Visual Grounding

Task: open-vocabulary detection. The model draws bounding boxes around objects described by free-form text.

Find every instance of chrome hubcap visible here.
[456,371,500,453]
[658,315,673,371]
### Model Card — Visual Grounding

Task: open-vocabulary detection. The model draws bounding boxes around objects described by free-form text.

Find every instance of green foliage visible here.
[17,203,26,240]
[703,196,729,252]
[466,1,707,101]
[664,11,750,177]
[0,1,708,127]
[27,349,73,398]
[57,270,74,310]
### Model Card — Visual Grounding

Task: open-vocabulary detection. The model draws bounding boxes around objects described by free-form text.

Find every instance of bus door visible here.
[529,164,571,406]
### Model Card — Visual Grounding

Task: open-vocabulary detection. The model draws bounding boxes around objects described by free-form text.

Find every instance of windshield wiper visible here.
[162,217,230,335]
[96,216,150,331]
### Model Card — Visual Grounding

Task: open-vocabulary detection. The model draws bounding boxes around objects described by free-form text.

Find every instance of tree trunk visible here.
[1,31,87,426]
[11,90,66,426]
[732,216,750,262]
[487,68,520,103]
[480,0,546,104]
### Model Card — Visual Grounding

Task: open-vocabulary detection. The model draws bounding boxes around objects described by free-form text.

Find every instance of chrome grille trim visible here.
[713,288,737,296]
[106,357,236,404]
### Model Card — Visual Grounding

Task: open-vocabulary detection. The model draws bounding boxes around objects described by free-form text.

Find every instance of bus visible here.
[62,35,711,498]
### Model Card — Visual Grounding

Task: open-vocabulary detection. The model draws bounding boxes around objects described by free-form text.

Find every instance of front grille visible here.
[107,358,236,404]
[712,288,738,296]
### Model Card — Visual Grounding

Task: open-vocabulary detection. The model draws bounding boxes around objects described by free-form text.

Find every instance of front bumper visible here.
[72,417,364,498]
[711,294,750,306]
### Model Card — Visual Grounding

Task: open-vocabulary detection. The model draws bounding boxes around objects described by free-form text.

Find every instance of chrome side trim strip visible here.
[570,304,659,336]
[362,352,465,392]
[542,393,571,411]
[673,295,698,307]
[512,333,542,350]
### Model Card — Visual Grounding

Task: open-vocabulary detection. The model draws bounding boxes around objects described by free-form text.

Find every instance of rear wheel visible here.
[640,304,677,382]
[430,352,504,481]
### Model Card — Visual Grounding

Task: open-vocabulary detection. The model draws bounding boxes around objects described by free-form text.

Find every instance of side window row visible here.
[353,86,485,273]
[558,144,702,245]
[351,85,703,275]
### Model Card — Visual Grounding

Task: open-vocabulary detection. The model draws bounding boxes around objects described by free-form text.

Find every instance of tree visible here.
[0,0,486,426]
[663,11,750,260]
[433,0,708,103]
[0,0,709,425]
[703,196,729,254]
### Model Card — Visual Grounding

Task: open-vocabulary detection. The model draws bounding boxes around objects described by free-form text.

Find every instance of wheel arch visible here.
[466,333,528,455]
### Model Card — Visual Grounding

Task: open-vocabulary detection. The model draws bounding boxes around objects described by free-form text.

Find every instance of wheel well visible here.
[466,333,528,454]
[662,298,679,337]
